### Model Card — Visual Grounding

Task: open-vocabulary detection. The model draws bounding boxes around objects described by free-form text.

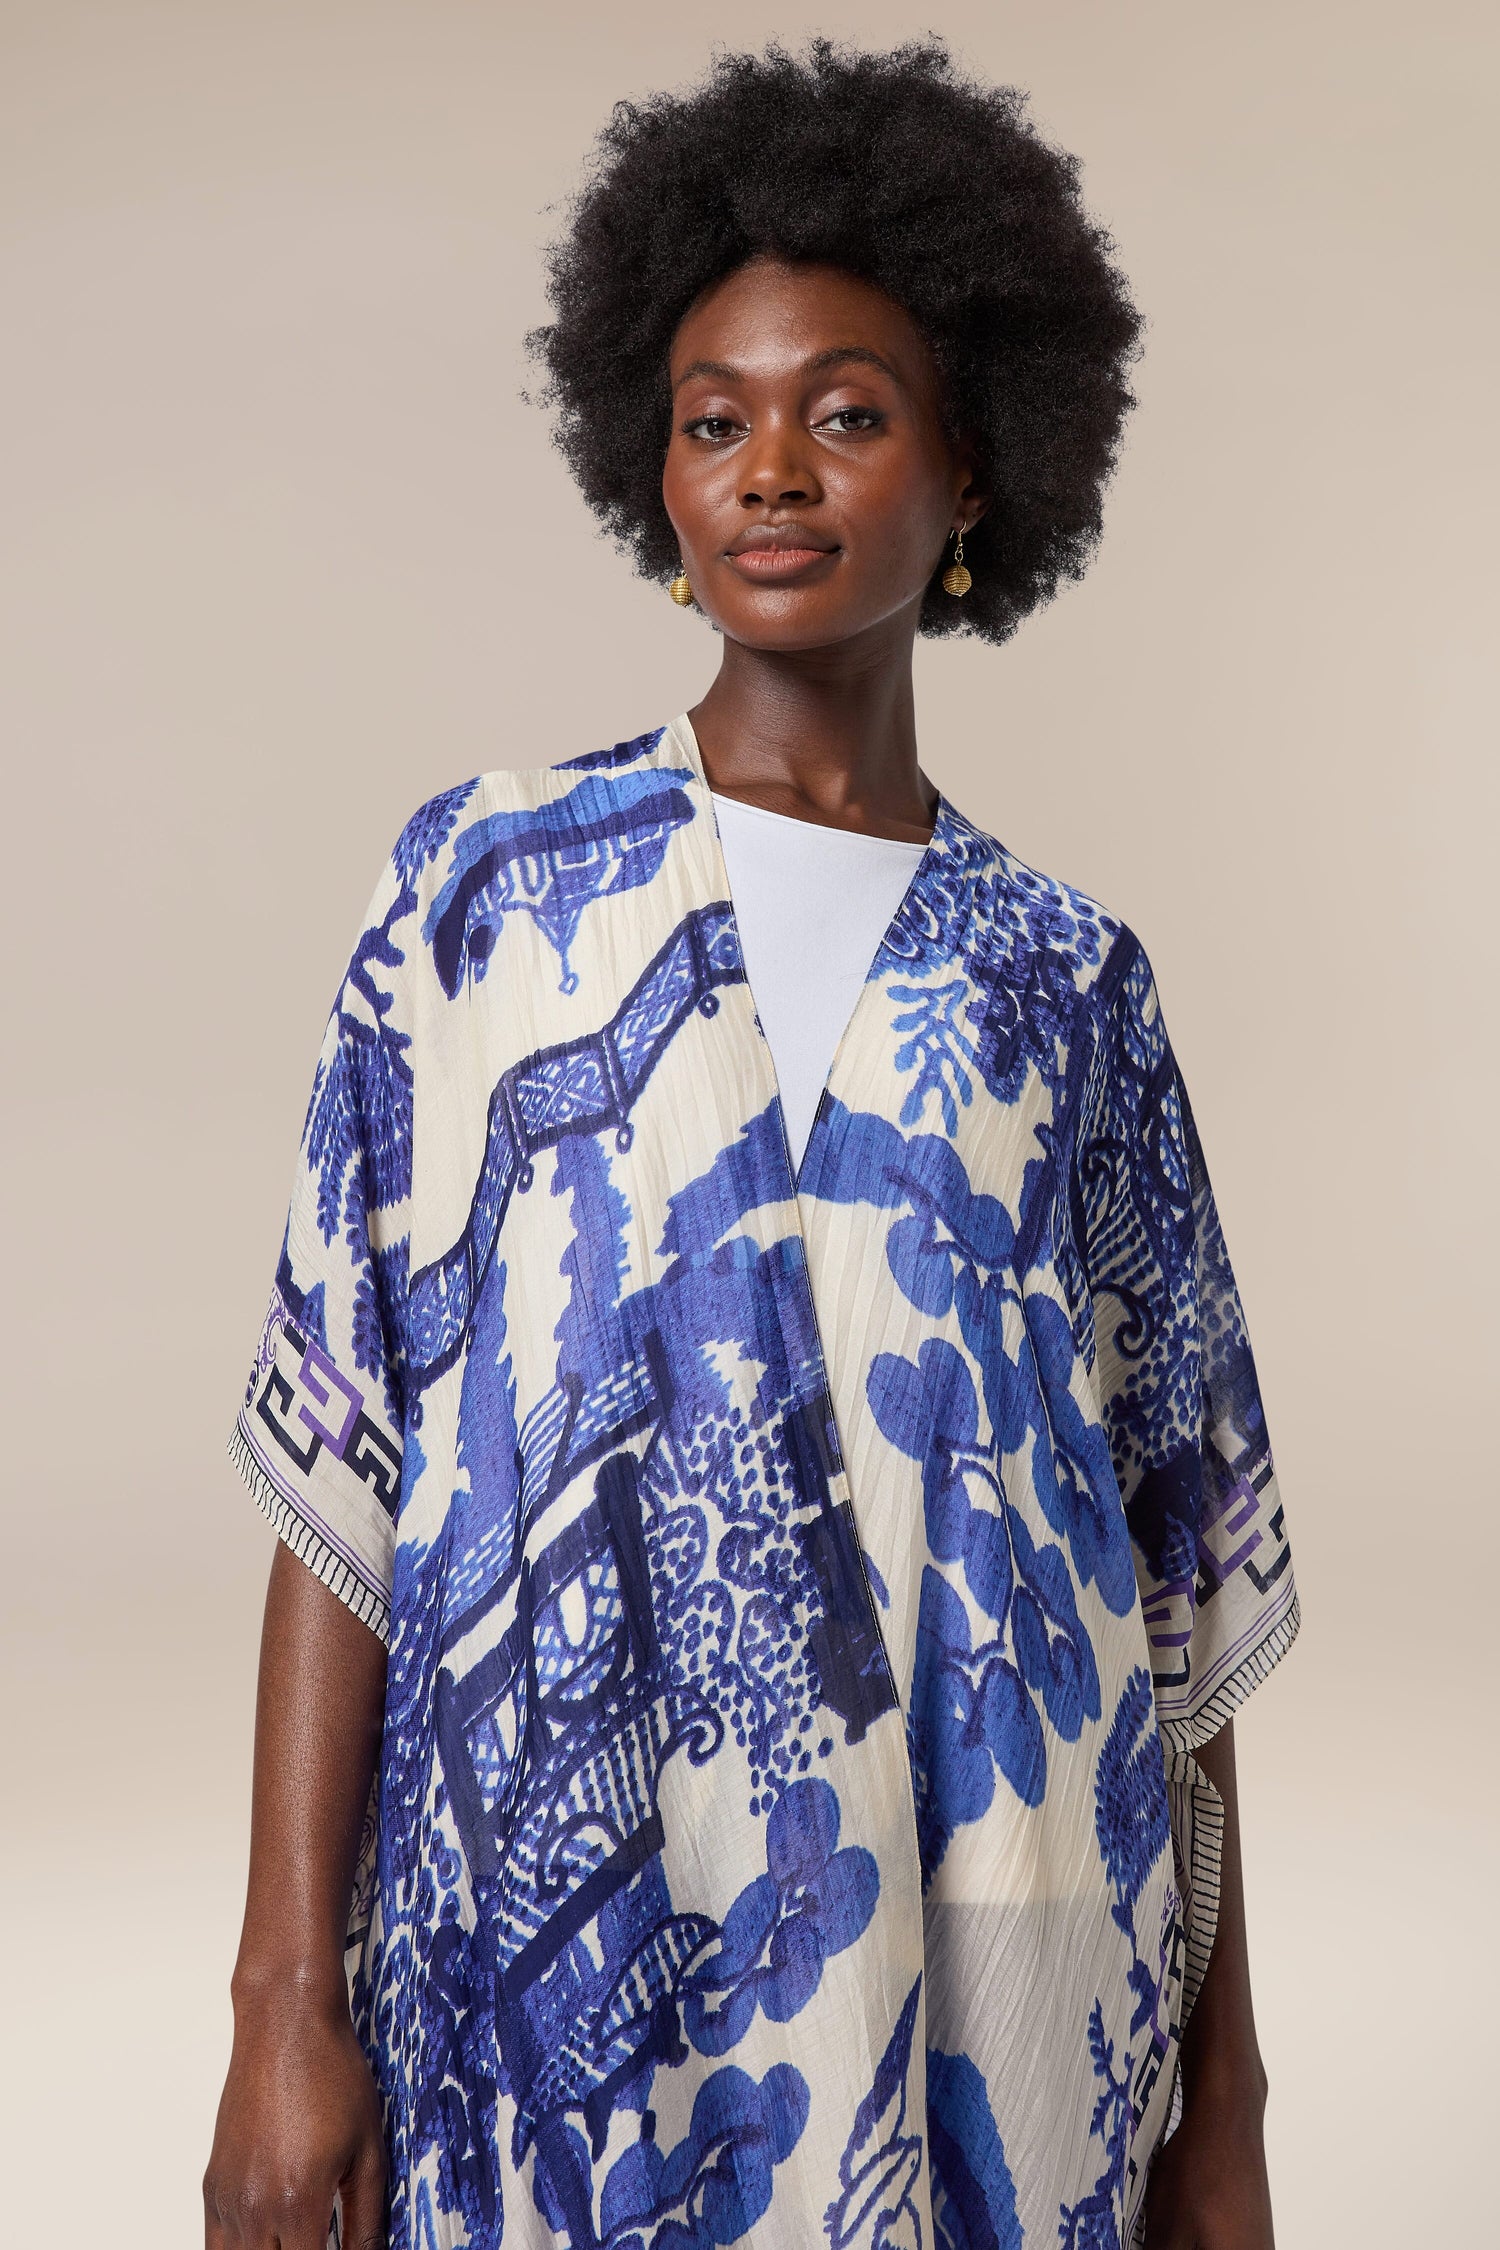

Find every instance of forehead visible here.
[669,257,936,390]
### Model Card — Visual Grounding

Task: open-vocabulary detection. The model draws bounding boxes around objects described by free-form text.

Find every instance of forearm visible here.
[206,1545,390,2244]
[1142,1718,1275,2244]
[230,1538,388,2008]
[1181,1719,1267,2105]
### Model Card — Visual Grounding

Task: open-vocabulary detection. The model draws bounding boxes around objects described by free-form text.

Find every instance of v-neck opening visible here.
[709,786,933,859]
[664,709,917,1736]
[665,711,953,1196]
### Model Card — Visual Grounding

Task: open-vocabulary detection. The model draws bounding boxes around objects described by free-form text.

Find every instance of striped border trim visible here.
[228,1422,391,1646]
[1170,1750,1227,2026]
[1127,1570,1301,2243]
[1161,1589,1302,1758]
[1129,1596,1303,2236]
[1126,1751,1228,2249]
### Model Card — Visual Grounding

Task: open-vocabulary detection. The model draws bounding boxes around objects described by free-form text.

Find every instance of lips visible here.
[723,526,839,582]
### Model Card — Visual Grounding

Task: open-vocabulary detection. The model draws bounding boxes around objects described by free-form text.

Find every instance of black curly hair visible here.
[528,37,1143,646]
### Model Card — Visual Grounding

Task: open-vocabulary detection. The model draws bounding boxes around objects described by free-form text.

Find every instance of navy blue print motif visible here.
[683,1779,878,2055]
[876,801,1107,1128]
[967,857,1107,1108]
[272,1242,326,1352]
[229,719,1297,2248]
[352,1235,409,1427]
[811,1102,1152,1876]
[541,1117,894,1799]
[555,728,670,773]
[291,870,418,1471]
[926,2047,1022,2250]
[305,892,413,1241]
[393,776,482,890]
[888,973,981,1135]
[883,801,996,975]
[872,1338,1101,1850]
[1094,1669,1169,1946]
[879,804,997,1131]
[279,779,469,1346]
[405,901,748,1394]
[1050,1672,1179,2250]
[1057,2001,1133,2250]
[813,1105,1135,1621]
[574,2060,810,2249]
[824,1977,926,2250]
[1094,1668,1178,2102]
[305,776,476,1261]
[1074,930,1294,1730]
[387,1088,896,2242]
[291,779,477,1453]
[1076,940,1204,1589]
[423,766,695,995]
[359,1516,505,2246]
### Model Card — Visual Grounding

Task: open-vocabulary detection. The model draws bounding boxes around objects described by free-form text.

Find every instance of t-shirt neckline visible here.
[709,787,929,855]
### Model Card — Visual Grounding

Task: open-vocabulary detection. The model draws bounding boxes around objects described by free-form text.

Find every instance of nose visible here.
[737,414,823,510]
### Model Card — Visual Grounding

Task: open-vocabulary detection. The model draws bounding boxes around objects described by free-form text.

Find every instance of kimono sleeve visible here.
[1078,931,1300,1755]
[228,846,415,1645]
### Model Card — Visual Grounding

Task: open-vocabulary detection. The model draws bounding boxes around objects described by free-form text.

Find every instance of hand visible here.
[203,1978,386,2250]
[1142,2067,1274,2250]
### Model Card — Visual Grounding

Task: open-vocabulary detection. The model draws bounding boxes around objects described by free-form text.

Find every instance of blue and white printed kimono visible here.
[231,715,1299,2250]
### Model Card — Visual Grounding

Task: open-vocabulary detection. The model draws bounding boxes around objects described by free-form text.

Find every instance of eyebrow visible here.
[672,344,904,394]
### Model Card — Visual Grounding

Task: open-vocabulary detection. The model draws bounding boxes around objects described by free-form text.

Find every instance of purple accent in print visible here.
[297,1340,363,1455]
[1142,1578,1195,1653]
[1199,1476,1264,1583]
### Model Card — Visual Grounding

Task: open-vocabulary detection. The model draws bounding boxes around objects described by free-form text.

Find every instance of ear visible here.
[952,455,991,534]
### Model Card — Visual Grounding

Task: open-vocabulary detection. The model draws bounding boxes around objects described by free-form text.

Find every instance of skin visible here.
[204,1543,387,2249]
[207,253,1274,2250]
[1144,1723,1275,2250]
[663,256,984,843]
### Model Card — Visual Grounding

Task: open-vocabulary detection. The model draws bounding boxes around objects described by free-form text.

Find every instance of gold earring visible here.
[669,563,694,607]
[942,526,972,598]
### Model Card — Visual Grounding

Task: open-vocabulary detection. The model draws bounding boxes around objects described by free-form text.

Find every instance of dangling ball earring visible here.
[669,562,694,607]
[941,525,972,598]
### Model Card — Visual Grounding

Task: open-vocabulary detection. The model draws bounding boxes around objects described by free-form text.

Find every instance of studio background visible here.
[2,1,1493,2237]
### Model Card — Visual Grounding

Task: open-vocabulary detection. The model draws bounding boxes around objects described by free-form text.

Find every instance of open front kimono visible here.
[231,715,1299,2250]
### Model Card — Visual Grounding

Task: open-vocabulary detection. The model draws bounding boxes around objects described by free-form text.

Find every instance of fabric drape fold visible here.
[229,716,1298,2250]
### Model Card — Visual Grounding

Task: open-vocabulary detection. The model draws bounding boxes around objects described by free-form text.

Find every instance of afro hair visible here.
[528,37,1144,645]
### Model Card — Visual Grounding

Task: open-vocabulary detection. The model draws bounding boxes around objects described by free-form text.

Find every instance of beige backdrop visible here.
[2,0,1494,2237]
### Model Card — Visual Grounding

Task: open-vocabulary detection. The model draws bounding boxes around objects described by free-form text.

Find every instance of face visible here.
[662,257,985,654]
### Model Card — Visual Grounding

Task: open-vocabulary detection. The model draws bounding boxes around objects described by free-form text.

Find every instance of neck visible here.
[686,609,936,843]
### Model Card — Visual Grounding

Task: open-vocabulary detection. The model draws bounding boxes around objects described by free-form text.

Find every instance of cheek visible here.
[659,448,688,543]
[838,473,949,587]
[662,445,732,546]
[829,439,950,535]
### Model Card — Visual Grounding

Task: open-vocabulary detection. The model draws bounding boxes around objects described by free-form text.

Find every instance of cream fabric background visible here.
[1,1,1493,2237]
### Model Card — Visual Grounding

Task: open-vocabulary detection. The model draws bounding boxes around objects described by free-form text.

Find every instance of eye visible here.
[682,414,740,442]
[817,406,884,434]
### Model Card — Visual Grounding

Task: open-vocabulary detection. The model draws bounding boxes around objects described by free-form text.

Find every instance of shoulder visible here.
[367,725,698,1001]
[940,797,1145,1003]
[382,725,691,899]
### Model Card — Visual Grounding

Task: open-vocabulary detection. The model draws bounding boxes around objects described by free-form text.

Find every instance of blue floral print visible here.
[230,716,1297,2248]
[926,2047,1022,2250]
[684,1779,878,2055]
[824,1979,926,2250]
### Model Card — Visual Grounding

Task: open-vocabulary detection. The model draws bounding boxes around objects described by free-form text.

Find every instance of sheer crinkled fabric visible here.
[232,716,1299,2250]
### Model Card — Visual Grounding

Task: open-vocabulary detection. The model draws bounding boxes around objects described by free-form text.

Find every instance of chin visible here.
[709,592,894,654]
[723,621,851,654]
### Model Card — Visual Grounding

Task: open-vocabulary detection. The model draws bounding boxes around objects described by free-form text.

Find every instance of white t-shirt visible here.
[712,791,928,1173]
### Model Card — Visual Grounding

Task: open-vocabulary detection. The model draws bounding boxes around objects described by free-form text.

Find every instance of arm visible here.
[204,1541,389,2250]
[1144,1718,1276,2250]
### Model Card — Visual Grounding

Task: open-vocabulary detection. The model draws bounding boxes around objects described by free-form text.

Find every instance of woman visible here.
[206,40,1298,2250]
